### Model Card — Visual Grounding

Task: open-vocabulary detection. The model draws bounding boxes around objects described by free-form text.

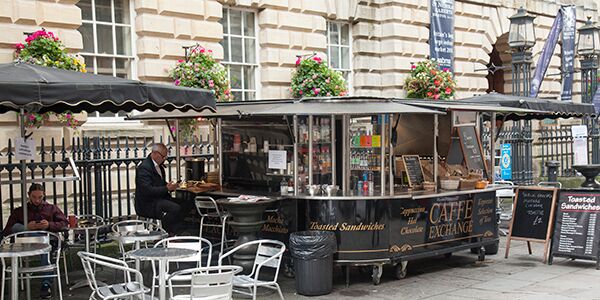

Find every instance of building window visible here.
[77,0,135,118]
[327,22,352,90]
[220,8,258,101]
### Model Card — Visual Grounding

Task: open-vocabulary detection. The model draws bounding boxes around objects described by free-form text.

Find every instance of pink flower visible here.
[313,88,320,95]
[299,90,303,95]
[411,64,416,69]
[427,92,433,97]
[29,114,35,121]
[325,78,330,84]
[433,94,440,100]
[445,87,452,94]
[312,74,317,79]
[208,49,213,54]
[209,80,214,87]
[199,48,205,53]
[295,57,301,66]
[313,56,322,63]
[174,79,181,86]
[177,59,184,63]
[339,91,346,96]
[65,113,71,118]
[15,43,24,51]
[443,68,450,72]
[434,80,440,86]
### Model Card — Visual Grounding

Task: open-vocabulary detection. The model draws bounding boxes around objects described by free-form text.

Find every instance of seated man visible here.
[2,183,68,299]
[135,143,187,234]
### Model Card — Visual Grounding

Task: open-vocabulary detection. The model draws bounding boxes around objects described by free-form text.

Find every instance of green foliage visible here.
[404,59,456,100]
[290,56,347,98]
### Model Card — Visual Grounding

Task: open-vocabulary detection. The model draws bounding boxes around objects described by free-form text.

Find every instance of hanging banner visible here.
[561,5,576,101]
[530,10,563,98]
[429,0,455,72]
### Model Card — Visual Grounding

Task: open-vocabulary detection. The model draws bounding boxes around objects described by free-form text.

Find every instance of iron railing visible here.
[0,135,213,229]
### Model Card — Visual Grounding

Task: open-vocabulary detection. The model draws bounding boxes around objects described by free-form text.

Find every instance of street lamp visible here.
[577,17,600,163]
[508,7,536,96]
[577,16,600,104]
[507,7,536,185]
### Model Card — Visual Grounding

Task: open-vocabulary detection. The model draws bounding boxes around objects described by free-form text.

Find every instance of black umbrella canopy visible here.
[462,93,595,120]
[0,62,216,113]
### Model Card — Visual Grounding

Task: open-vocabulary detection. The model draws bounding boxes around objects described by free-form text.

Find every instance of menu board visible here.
[456,126,488,179]
[402,155,424,187]
[446,136,464,165]
[509,187,557,240]
[551,190,600,260]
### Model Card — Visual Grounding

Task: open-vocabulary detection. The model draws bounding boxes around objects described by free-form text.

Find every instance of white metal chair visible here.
[195,196,231,256]
[0,231,64,300]
[111,219,165,262]
[77,251,148,300]
[167,265,242,300]
[218,239,285,300]
[151,236,212,299]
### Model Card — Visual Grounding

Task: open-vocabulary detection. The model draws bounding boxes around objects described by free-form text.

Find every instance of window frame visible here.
[220,7,260,101]
[78,0,137,120]
[326,21,352,93]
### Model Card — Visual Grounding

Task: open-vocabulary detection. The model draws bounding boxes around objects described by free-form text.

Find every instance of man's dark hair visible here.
[28,183,44,194]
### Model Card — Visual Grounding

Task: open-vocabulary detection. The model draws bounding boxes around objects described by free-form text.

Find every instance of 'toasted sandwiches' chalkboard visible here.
[505,187,558,262]
[402,155,424,187]
[549,190,600,269]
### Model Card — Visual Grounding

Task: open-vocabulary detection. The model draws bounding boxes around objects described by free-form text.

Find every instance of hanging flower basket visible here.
[169,45,232,102]
[14,29,86,131]
[404,59,456,100]
[290,55,347,98]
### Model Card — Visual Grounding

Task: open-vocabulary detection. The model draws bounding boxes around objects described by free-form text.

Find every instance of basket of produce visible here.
[459,178,478,190]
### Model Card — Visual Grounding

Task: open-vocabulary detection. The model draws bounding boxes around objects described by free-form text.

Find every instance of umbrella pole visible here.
[175,119,181,181]
[19,108,28,228]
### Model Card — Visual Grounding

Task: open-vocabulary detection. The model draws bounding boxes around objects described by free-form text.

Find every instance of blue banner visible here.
[429,0,454,72]
[530,10,563,98]
[561,5,576,101]
[500,144,512,180]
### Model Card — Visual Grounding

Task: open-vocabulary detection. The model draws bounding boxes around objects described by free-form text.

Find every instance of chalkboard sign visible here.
[550,190,600,268]
[505,187,557,262]
[456,126,488,179]
[402,155,424,187]
[446,136,464,165]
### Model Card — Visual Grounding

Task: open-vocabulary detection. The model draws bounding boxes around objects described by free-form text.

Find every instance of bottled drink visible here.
[280,178,288,195]
[313,118,321,142]
[287,178,294,193]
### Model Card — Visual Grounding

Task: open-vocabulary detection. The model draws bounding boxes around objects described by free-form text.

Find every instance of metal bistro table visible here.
[216,198,277,273]
[0,243,51,300]
[127,247,197,300]
[69,222,108,290]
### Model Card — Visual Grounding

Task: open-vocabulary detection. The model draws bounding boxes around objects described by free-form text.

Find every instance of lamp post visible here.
[508,7,536,184]
[577,17,600,104]
[508,7,536,96]
[577,17,600,163]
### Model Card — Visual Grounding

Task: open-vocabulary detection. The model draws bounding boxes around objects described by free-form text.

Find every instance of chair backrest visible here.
[168,266,242,300]
[251,240,285,282]
[538,181,562,188]
[494,180,515,198]
[154,236,212,266]
[194,196,222,218]
[78,251,143,297]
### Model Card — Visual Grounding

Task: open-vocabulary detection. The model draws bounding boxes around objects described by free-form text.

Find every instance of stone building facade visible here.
[0,0,598,142]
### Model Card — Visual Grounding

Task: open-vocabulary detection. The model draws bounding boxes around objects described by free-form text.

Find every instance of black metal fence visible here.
[537,121,600,177]
[0,135,213,229]
[482,121,534,185]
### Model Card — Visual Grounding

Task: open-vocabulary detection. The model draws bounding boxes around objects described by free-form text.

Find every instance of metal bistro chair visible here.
[77,251,148,300]
[111,219,165,262]
[0,231,64,300]
[151,236,212,299]
[218,239,285,300]
[195,196,232,256]
[167,265,242,300]
[494,180,515,236]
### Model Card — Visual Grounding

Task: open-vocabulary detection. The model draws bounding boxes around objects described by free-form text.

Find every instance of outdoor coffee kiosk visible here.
[129,96,541,284]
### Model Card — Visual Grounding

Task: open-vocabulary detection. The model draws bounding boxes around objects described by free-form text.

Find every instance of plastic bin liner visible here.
[290,231,337,259]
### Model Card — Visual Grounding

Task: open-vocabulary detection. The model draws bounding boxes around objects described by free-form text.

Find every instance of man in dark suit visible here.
[135,143,182,234]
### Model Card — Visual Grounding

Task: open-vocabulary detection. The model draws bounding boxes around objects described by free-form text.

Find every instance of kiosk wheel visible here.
[372,265,383,285]
[394,261,408,279]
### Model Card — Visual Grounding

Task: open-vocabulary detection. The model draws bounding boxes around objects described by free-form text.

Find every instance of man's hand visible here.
[167,181,178,192]
[38,220,49,230]
[27,221,39,230]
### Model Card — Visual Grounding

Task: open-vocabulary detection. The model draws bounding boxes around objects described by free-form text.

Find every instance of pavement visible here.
[12,233,600,300]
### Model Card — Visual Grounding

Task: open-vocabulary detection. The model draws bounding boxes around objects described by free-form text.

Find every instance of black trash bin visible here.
[290,231,337,296]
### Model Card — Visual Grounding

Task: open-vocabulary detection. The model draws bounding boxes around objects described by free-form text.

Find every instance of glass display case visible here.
[296,115,335,191]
